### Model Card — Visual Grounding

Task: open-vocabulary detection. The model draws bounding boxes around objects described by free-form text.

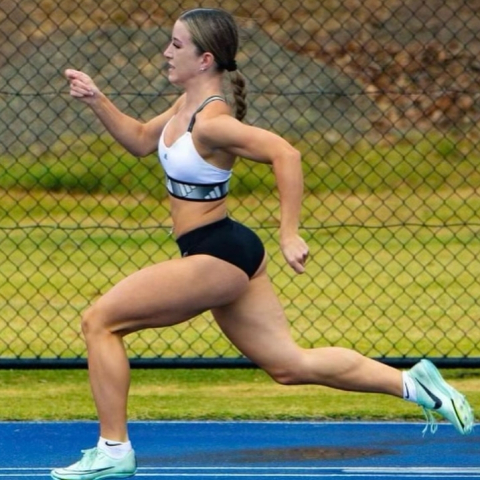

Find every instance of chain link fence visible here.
[1,0,480,368]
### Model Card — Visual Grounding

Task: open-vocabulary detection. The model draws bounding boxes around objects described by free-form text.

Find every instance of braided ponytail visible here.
[229,70,247,121]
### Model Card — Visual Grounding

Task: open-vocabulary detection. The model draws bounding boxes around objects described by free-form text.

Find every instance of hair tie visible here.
[225,60,237,72]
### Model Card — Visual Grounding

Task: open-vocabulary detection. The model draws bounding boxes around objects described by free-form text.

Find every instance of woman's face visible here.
[164,20,203,86]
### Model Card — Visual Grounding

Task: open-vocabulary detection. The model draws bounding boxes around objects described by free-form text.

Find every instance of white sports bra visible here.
[158,96,232,201]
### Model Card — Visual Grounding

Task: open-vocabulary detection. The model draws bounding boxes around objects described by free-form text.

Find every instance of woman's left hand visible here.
[281,235,309,274]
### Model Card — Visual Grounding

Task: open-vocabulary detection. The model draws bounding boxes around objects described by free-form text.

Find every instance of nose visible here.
[164,42,173,58]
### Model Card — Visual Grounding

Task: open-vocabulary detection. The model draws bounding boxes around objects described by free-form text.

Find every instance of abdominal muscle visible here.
[169,196,228,238]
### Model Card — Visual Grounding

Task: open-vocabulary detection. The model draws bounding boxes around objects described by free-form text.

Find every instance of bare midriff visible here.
[169,196,228,238]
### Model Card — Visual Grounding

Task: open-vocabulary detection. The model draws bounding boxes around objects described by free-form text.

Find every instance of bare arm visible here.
[198,114,308,273]
[65,69,182,157]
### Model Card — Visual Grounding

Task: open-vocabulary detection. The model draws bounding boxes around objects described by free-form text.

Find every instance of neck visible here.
[182,75,224,108]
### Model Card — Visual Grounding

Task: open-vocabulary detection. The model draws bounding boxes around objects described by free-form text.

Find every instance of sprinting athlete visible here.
[52,7,474,480]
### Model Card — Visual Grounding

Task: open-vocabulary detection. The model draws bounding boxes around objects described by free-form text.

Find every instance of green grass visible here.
[1,368,479,422]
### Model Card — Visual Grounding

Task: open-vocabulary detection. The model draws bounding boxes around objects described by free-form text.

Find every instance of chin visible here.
[167,73,183,86]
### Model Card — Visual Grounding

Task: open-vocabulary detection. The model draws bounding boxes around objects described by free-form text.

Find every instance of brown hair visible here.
[179,8,247,121]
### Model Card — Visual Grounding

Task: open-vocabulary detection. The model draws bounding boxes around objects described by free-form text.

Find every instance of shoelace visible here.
[421,403,476,436]
[421,407,438,436]
[76,448,100,468]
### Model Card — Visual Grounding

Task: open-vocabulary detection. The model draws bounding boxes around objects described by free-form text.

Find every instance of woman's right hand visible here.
[65,69,101,104]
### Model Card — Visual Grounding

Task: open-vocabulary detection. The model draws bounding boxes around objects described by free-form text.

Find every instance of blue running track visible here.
[0,421,478,479]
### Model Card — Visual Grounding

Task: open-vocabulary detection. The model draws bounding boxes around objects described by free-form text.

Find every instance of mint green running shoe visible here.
[407,359,475,435]
[51,447,137,480]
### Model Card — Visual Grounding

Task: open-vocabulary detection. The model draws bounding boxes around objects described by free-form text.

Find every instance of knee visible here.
[264,363,306,386]
[81,303,109,339]
[262,350,314,386]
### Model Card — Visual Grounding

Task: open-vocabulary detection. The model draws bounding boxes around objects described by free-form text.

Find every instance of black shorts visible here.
[176,217,265,278]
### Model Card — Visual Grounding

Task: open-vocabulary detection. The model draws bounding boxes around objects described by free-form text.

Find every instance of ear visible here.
[199,52,216,71]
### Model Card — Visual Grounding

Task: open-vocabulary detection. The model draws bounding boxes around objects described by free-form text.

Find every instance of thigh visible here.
[211,269,303,371]
[90,255,250,334]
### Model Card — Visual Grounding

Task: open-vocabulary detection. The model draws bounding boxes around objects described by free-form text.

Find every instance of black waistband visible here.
[176,217,231,251]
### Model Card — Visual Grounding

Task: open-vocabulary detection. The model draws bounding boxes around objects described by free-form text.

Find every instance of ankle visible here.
[402,371,418,403]
[97,437,133,459]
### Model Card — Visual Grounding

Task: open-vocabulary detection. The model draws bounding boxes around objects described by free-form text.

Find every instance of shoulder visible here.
[201,97,232,118]
[195,100,241,133]
[194,100,236,138]
[196,111,244,145]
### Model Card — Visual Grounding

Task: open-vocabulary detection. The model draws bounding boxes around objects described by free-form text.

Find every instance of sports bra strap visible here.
[187,95,226,132]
